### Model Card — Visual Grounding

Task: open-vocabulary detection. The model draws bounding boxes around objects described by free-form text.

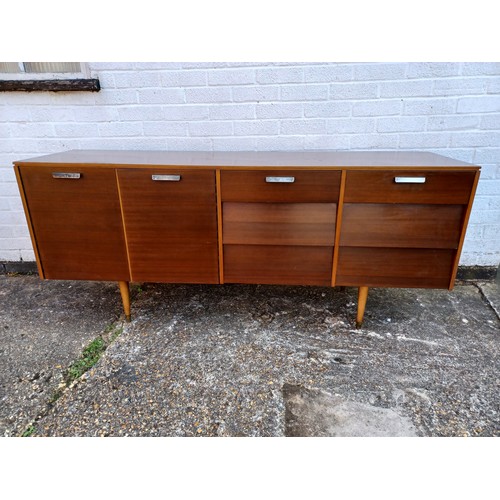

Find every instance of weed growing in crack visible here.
[64,324,123,385]
[21,425,36,437]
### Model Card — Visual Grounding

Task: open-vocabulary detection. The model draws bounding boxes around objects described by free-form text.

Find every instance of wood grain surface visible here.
[224,245,334,286]
[19,166,130,280]
[340,203,465,249]
[344,170,476,204]
[223,203,336,246]
[117,168,219,283]
[336,247,455,288]
[221,170,341,203]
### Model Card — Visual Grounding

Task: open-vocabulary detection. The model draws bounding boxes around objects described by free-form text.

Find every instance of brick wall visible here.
[1,62,499,266]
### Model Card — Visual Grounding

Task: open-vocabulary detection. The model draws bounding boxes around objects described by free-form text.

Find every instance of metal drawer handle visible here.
[152,174,181,182]
[394,177,426,184]
[52,172,81,179]
[265,176,295,183]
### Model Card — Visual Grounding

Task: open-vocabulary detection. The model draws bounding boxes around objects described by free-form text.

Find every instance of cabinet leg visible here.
[119,281,131,322]
[356,286,369,328]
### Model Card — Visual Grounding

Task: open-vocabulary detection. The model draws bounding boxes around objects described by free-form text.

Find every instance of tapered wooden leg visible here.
[119,281,131,322]
[356,286,369,328]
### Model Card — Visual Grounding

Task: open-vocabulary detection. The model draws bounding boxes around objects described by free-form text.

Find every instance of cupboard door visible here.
[117,168,219,283]
[19,166,130,281]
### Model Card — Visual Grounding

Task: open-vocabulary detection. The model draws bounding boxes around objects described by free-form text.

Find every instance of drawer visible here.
[220,170,341,203]
[223,202,336,246]
[344,170,475,204]
[224,245,333,286]
[336,247,455,288]
[340,204,465,249]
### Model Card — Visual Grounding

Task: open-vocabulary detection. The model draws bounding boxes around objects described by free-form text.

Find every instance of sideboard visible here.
[13,150,480,327]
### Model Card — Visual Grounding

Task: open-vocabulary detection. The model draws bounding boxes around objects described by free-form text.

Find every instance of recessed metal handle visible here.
[52,172,81,179]
[394,177,426,184]
[265,176,295,183]
[152,174,181,182]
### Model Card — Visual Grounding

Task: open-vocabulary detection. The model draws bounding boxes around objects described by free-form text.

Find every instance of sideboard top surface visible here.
[14,150,480,170]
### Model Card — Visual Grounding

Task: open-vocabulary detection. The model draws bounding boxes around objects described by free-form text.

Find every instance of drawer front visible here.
[336,247,455,288]
[223,202,336,246]
[344,170,475,204]
[117,168,219,283]
[19,166,130,281]
[224,245,333,286]
[340,204,465,249]
[221,170,341,203]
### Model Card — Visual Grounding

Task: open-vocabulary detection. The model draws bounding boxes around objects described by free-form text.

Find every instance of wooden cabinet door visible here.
[19,166,130,281]
[117,168,219,283]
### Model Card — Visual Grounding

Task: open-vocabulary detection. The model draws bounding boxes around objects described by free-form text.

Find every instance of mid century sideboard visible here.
[13,150,480,327]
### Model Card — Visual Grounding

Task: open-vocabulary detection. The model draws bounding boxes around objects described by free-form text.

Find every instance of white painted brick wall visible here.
[1,62,499,267]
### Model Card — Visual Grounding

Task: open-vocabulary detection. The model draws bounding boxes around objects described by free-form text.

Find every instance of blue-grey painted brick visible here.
[330,82,378,100]
[304,135,350,150]
[303,65,353,82]
[213,137,257,150]
[451,132,500,147]
[233,86,280,102]
[163,105,209,121]
[377,117,426,133]
[304,102,351,117]
[187,87,233,103]
[162,70,208,87]
[380,80,434,98]
[403,98,456,115]
[114,71,161,88]
[457,96,500,113]
[98,122,143,137]
[209,104,256,120]
[399,132,451,149]
[118,106,163,121]
[0,106,31,122]
[234,120,280,136]
[54,123,98,137]
[350,134,399,149]
[462,63,500,76]
[407,62,460,78]
[255,136,304,150]
[30,108,75,122]
[137,88,185,105]
[433,77,488,96]
[353,63,407,81]
[427,115,481,131]
[474,148,500,164]
[189,121,233,137]
[280,119,325,135]
[256,103,303,119]
[95,89,137,105]
[143,122,188,137]
[256,67,303,84]
[280,84,328,101]
[166,138,212,150]
[75,107,120,122]
[352,100,401,117]
[327,118,376,134]
[208,69,256,86]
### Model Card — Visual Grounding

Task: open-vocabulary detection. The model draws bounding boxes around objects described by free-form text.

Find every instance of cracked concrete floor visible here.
[0,275,498,437]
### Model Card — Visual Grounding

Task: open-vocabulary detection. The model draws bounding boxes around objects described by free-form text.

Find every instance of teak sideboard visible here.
[13,150,480,327]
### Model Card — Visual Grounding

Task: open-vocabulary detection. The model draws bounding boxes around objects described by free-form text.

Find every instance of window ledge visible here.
[0,78,100,92]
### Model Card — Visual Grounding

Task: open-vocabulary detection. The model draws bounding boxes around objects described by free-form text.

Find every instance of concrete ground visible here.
[0,274,498,437]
